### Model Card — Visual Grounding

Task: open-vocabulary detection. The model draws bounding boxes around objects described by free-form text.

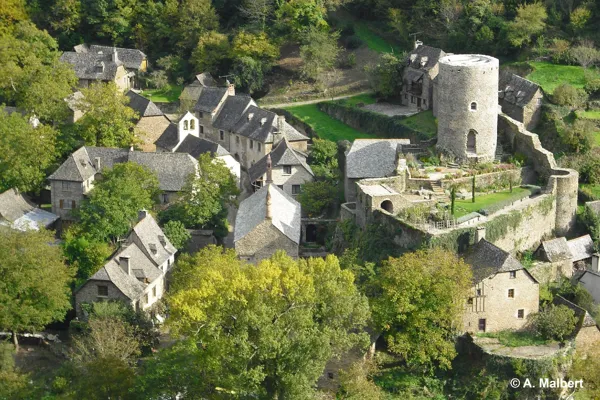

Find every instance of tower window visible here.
[470,102,477,111]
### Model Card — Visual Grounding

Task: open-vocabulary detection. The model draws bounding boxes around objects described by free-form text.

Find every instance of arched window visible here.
[183,120,188,130]
[190,119,195,130]
[470,102,477,111]
[467,130,477,153]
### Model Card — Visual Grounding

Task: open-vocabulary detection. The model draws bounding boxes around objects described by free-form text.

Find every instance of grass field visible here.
[339,93,377,107]
[477,331,550,347]
[141,85,183,103]
[526,61,587,94]
[581,183,600,199]
[354,21,400,54]
[453,187,532,218]
[577,110,600,120]
[284,103,374,141]
[399,110,437,138]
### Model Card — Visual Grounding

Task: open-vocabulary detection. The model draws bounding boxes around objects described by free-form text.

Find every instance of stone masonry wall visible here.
[75,280,133,319]
[235,221,299,262]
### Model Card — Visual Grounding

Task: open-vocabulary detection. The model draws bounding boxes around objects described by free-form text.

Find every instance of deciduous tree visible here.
[299,28,340,80]
[507,2,547,47]
[162,220,191,250]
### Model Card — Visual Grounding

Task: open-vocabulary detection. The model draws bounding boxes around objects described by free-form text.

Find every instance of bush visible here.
[530,305,577,342]
[560,119,595,154]
[344,35,364,50]
[552,83,588,107]
[339,53,357,69]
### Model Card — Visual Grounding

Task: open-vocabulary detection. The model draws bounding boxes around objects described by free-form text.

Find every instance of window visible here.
[199,112,204,118]
[509,271,516,279]
[411,96,415,104]
[476,288,482,296]
[152,286,157,298]
[236,136,240,144]
[467,297,473,305]
[61,181,71,190]
[220,130,224,140]
[190,119,195,130]
[283,165,292,175]
[71,200,76,209]
[59,199,64,209]
[183,120,188,130]
[478,318,486,332]
[517,309,524,319]
[162,193,168,203]
[508,289,515,298]
[250,140,254,149]
[200,125,204,134]
[144,294,149,304]
[470,102,477,111]
[404,94,408,100]
[257,143,261,152]
[97,285,108,297]
[292,185,301,195]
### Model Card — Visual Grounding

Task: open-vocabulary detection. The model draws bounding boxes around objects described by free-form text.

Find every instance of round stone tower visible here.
[435,54,499,163]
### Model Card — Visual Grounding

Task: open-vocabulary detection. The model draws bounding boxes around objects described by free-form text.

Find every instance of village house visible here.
[577,269,600,304]
[174,136,241,185]
[48,147,197,220]
[498,71,544,131]
[401,41,446,111]
[64,91,85,123]
[463,230,540,333]
[0,189,58,231]
[192,84,309,169]
[179,72,217,109]
[248,139,313,197]
[234,168,301,262]
[126,90,171,151]
[74,210,176,319]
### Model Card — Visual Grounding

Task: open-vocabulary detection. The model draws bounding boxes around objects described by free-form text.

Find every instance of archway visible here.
[305,224,318,243]
[381,200,394,213]
[234,153,240,161]
[467,130,477,153]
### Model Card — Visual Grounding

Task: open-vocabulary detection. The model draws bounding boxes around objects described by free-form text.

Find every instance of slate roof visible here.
[126,90,163,118]
[179,85,204,103]
[213,95,255,131]
[49,147,197,191]
[464,239,533,283]
[65,91,84,112]
[0,189,58,231]
[60,51,122,81]
[406,44,445,71]
[499,71,542,107]
[586,200,600,216]
[232,106,279,143]
[234,184,301,244]
[567,235,594,262]
[193,87,228,113]
[131,212,176,268]
[539,237,572,262]
[88,45,146,70]
[346,139,411,179]
[248,139,313,182]
[154,124,179,151]
[175,136,230,159]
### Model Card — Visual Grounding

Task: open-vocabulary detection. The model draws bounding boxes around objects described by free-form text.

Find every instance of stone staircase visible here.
[430,181,447,199]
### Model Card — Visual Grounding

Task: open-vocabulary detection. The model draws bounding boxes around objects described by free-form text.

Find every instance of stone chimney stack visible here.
[592,253,600,272]
[227,80,235,96]
[120,255,131,275]
[277,115,285,131]
[266,154,273,185]
[475,226,486,243]
[94,157,101,172]
[266,186,272,220]
[138,209,148,221]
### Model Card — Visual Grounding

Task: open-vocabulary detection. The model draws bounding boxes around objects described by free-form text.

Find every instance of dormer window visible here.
[470,102,477,111]
[410,54,417,62]
[248,113,254,121]
[158,235,166,246]
[260,117,267,126]
[420,56,428,67]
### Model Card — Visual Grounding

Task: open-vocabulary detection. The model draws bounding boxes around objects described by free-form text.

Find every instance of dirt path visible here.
[260,90,373,109]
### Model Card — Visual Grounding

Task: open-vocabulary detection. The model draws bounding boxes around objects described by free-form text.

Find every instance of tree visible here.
[299,181,338,216]
[552,83,587,107]
[366,53,404,99]
[308,138,338,179]
[75,162,160,243]
[176,0,219,53]
[372,248,472,371]
[570,44,600,69]
[50,0,82,34]
[74,82,138,147]
[148,70,169,90]
[191,31,232,75]
[337,360,384,400]
[0,342,30,400]
[231,31,279,63]
[162,220,191,250]
[62,228,113,286]
[0,229,74,349]
[561,119,595,154]
[239,0,273,32]
[507,2,547,47]
[569,6,591,33]
[157,246,370,398]
[0,110,57,193]
[231,56,266,95]
[0,0,27,33]
[530,305,577,342]
[299,28,340,80]
[275,0,328,39]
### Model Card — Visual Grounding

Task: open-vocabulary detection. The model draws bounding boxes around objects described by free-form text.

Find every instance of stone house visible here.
[234,183,301,262]
[126,90,171,151]
[48,147,197,220]
[577,270,600,304]
[498,71,543,131]
[0,189,58,231]
[463,233,540,333]
[248,139,313,198]
[344,139,411,203]
[74,210,176,319]
[567,234,594,267]
[193,85,309,170]
[61,47,131,92]
[400,41,445,111]
[553,295,600,349]
[179,72,217,109]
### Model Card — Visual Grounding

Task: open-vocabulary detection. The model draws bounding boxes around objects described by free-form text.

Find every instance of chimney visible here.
[94,157,101,171]
[260,117,267,126]
[475,226,486,243]
[247,113,254,121]
[592,253,600,272]
[266,153,273,185]
[277,115,285,131]
[414,39,423,50]
[112,47,119,63]
[119,255,131,275]
[227,81,235,96]
[266,186,272,220]
[138,209,148,221]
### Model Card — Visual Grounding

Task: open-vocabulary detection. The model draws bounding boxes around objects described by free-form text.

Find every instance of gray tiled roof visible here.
[88,45,147,70]
[499,71,541,107]
[234,184,301,244]
[232,106,277,143]
[346,139,411,179]
[60,51,122,81]
[195,72,217,87]
[213,96,255,131]
[175,135,229,159]
[193,87,228,113]
[464,239,529,283]
[154,124,179,151]
[539,237,572,262]
[131,212,176,267]
[279,120,309,142]
[567,235,594,262]
[49,147,196,191]
[407,45,445,71]
[65,91,84,112]
[0,189,35,222]
[126,90,163,117]
[586,200,600,215]
[248,139,313,182]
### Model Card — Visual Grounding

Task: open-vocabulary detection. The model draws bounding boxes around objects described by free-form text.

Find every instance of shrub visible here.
[552,83,588,107]
[344,35,364,50]
[339,53,357,69]
[341,23,355,37]
[560,119,595,154]
[530,305,577,342]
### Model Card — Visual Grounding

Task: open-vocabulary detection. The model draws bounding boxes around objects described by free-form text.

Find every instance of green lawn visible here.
[526,61,587,94]
[339,93,377,107]
[141,85,183,103]
[354,21,400,54]
[399,110,437,138]
[581,184,600,199]
[453,187,533,218]
[577,110,600,120]
[477,331,550,347]
[284,104,374,141]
